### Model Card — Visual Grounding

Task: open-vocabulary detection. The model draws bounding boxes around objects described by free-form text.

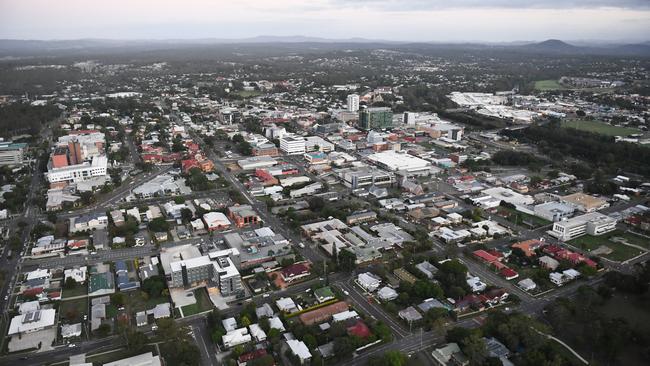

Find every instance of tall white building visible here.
[347,94,360,112]
[279,135,306,155]
[548,212,617,241]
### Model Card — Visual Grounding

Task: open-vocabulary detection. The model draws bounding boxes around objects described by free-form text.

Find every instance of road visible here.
[189,130,326,264]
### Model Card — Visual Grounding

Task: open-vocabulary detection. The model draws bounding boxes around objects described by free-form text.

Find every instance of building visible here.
[228,205,260,228]
[359,107,393,130]
[8,309,57,335]
[104,352,162,366]
[377,286,398,301]
[169,249,242,296]
[357,272,382,292]
[534,202,575,222]
[431,343,468,366]
[548,212,617,241]
[299,301,349,325]
[223,328,252,348]
[280,263,310,283]
[561,193,609,213]
[46,155,108,184]
[367,150,433,177]
[0,141,27,166]
[337,166,394,189]
[69,213,108,233]
[286,339,312,364]
[347,94,360,112]
[279,135,306,155]
[304,136,334,153]
[203,212,231,231]
[398,306,423,323]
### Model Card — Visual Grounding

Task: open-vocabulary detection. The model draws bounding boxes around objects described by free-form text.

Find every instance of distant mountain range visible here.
[0,37,648,57]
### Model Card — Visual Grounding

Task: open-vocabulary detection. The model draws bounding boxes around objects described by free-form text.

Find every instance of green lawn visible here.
[180,288,213,316]
[85,345,157,364]
[568,232,647,262]
[614,232,650,250]
[497,206,551,229]
[234,90,262,98]
[60,298,88,323]
[62,284,88,299]
[125,289,170,313]
[562,119,640,137]
[534,79,565,91]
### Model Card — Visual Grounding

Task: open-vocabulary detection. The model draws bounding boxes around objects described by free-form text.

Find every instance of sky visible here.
[0,0,648,42]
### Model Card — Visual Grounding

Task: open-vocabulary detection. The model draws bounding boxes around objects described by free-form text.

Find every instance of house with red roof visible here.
[500,268,519,280]
[280,263,311,283]
[347,320,372,339]
[238,349,273,366]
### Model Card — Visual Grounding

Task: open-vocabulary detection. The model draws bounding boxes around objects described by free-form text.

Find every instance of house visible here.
[256,303,274,319]
[276,297,298,313]
[332,310,358,323]
[431,343,469,366]
[538,256,559,270]
[61,323,82,338]
[249,323,267,342]
[64,266,87,284]
[415,261,438,279]
[223,317,238,332]
[280,263,310,283]
[377,286,398,301]
[69,213,108,233]
[223,328,252,348]
[313,286,336,303]
[511,239,545,257]
[466,276,487,292]
[238,349,271,366]
[500,268,519,280]
[287,340,312,364]
[269,316,285,332]
[518,278,537,291]
[357,272,382,292]
[398,306,423,323]
[550,269,580,286]
[418,298,448,313]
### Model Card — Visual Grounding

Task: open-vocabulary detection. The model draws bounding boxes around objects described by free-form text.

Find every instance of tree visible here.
[64,277,78,289]
[333,337,355,359]
[378,350,408,366]
[461,333,488,365]
[142,276,165,298]
[180,208,193,222]
[95,323,111,336]
[240,315,251,327]
[148,217,170,232]
[111,293,126,307]
[124,328,149,353]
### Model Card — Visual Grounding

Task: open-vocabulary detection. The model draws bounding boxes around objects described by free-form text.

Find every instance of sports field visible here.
[562,119,640,137]
[534,79,565,91]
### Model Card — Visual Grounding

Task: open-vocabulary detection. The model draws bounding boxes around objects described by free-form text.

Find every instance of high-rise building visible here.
[403,112,418,126]
[347,94,360,112]
[67,140,83,165]
[359,107,393,130]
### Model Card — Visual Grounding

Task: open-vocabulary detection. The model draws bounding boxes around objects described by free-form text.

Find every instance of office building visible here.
[347,94,360,112]
[548,212,617,241]
[46,155,108,184]
[359,107,393,130]
[279,134,306,155]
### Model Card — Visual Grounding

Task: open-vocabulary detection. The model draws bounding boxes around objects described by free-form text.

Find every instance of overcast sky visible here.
[1,0,648,42]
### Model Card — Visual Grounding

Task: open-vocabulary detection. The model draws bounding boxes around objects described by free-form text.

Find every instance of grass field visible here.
[180,288,213,316]
[497,206,551,229]
[568,231,647,262]
[562,119,640,137]
[534,79,565,91]
[125,290,170,313]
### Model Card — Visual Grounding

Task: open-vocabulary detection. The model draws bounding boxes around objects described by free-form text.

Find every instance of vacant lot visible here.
[497,206,551,229]
[60,298,88,323]
[562,119,639,137]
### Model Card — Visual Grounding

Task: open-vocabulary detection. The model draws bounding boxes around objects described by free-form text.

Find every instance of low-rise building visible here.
[548,212,617,241]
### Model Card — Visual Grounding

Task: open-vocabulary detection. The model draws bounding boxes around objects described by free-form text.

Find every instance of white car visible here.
[343,290,350,296]
[298,242,305,248]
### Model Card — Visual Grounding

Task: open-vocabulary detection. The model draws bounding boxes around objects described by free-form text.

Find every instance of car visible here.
[262,294,270,298]
[151,325,158,330]
[68,344,76,348]
[83,315,87,320]
[343,290,350,296]
[3,295,8,301]
[298,242,305,248]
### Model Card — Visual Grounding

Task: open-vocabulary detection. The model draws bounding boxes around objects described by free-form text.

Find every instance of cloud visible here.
[330,0,650,11]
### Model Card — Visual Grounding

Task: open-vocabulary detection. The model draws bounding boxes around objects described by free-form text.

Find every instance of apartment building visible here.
[279,134,306,155]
